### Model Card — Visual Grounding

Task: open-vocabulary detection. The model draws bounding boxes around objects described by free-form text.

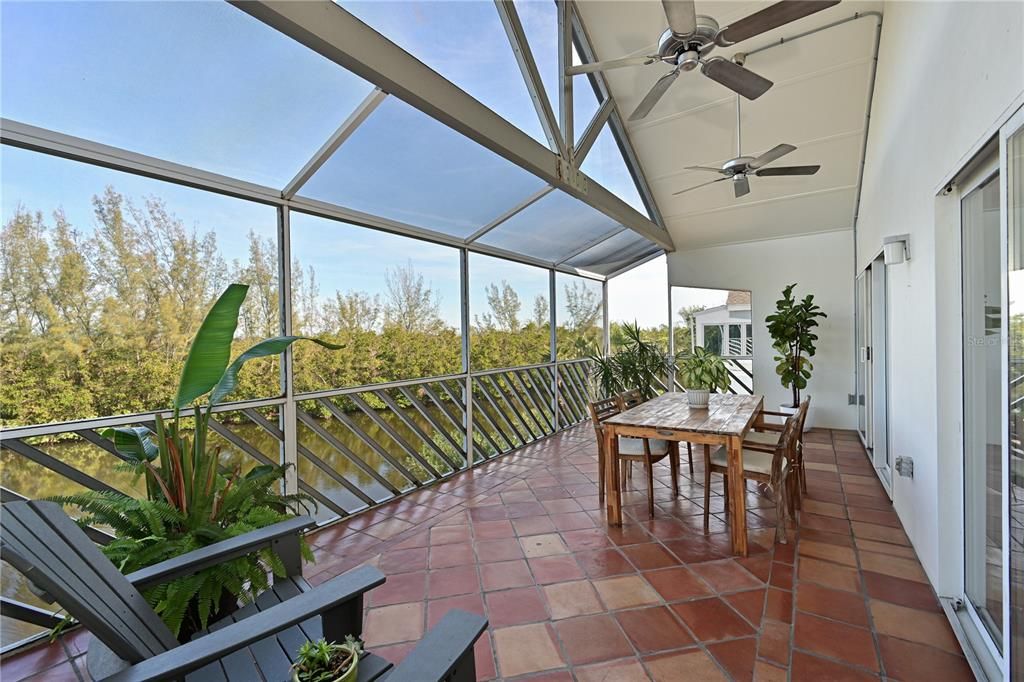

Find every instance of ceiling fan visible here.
[673,91,821,198]
[568,0,840,121]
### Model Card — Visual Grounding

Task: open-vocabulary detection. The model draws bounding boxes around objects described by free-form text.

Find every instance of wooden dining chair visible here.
[588,398,679,518]
[745,398,811,501]
[703,409,801,543]
[617,389,695,477]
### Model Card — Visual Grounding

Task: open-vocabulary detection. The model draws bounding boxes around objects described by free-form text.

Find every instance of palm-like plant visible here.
[55,283,341,638]
[589,322,672,399]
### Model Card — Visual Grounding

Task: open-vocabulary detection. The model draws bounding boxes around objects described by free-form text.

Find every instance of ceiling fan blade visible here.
[701,58,773,100]
[748,143,797,169]
[685,165,729,173]
[754,165,821,176]
[629,69,680,121]
[716,1,840,46]
[663,0,697,36]
[672,176,728,196]
[568,55,658,75]
[733,175,751,198]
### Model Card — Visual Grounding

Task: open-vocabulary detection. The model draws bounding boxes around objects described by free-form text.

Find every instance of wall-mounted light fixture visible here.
[883,234,911,265]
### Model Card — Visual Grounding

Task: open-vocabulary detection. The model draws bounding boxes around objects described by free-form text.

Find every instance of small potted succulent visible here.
[291,636,363,682]
[678,346,731,408]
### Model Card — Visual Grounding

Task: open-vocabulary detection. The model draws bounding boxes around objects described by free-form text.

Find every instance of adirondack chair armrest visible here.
[127,516,315,590]
[384,609,487,682]
[101,566,385,682]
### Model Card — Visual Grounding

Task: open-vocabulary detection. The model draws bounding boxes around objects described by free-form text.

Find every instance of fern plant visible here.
[54,283,339,639]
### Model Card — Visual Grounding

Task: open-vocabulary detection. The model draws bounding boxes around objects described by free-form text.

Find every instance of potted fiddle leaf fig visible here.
[291,636,363,682]
[677,346,730,408]
[765,283,827,426]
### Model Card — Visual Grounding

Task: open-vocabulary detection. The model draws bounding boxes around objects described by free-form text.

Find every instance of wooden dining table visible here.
[601,392,765,556]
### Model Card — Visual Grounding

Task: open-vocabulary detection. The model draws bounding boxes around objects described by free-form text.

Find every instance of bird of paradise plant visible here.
[55,283,342,639]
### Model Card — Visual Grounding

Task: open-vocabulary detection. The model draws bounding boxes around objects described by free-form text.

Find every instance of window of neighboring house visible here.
[728,324,742,356]
[745,323,753,355]
[703,325,723,355]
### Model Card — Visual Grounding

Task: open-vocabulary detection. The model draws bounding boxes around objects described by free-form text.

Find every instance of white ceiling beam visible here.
[570,3,667,230]
[574,99,613,164]
[495,0,566,159]
[1,118,280,205]
[557,0,574,161]
[282,88,387,199]
[230,0,673,252]
[464,186,555,244]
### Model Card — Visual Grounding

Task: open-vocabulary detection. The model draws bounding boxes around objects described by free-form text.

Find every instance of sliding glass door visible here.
[1004,110,1024,681]
[962,169,1003,651]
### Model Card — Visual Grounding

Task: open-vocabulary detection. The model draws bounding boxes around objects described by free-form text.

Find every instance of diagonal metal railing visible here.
[0,358,593,652]
[672,356,753,396]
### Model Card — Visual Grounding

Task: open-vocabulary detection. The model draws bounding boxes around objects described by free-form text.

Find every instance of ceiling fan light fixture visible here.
[677,50,701,71]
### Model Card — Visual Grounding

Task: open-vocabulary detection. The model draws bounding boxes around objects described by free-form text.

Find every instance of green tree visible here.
[384,261,441,333]
[477,281,521,332]
[532,294,549,327]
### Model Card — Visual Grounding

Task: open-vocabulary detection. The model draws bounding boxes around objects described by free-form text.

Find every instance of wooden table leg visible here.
[726,435,748,556]
[604,425,622,526]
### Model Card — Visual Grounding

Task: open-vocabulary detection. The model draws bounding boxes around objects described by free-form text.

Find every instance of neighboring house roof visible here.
[726,290,751,306]
[691,304,727,320]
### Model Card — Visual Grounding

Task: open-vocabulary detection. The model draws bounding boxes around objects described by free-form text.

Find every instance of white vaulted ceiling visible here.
[575,0,882,250]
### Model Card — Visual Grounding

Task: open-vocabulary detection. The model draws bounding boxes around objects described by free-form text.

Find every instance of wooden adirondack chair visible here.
[0,500,486,681]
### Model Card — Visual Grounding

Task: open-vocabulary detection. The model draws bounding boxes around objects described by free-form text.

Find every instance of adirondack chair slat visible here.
[25,505,176,655]
[384,609,488,682]
[185,661,229,682]
[0,502,176,660]
[2,500,480,681]
[255,580,316,666]
[202,595,284,681]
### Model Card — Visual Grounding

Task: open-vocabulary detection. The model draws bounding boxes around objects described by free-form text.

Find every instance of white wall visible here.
[666,229,856,429]
[855,0,1023,590]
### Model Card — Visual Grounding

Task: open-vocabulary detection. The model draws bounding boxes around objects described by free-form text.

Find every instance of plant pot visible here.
[291,642,360,682]
[686,388,710,408]
[291,647,359,682]
[779,402,813,431]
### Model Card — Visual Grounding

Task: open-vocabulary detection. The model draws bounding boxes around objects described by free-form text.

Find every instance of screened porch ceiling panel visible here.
[0,0,375,189]
[0,0,669,279]
[297,96,549,239]
[477,189,622,263]
[563,229,662,277]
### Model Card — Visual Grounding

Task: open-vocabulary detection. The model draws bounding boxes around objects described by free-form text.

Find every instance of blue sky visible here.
[0,0,373,188]
[292,212,463,325]
[1,0,658,326]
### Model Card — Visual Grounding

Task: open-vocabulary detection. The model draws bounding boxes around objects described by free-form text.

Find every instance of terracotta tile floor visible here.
[1,426,975,681]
